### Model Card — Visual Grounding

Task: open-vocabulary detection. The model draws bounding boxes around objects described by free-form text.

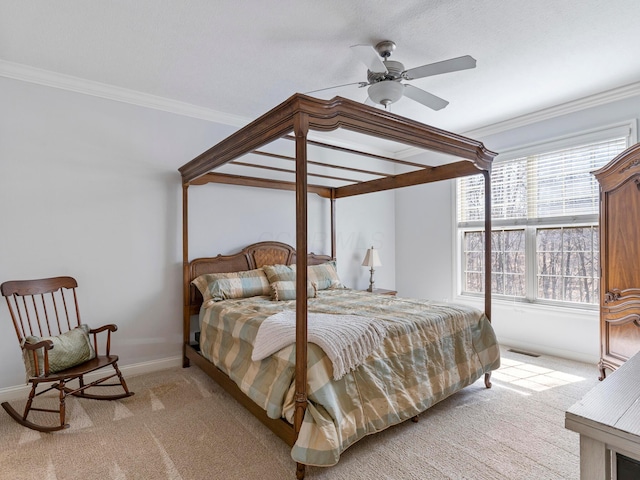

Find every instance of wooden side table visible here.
[566,350,640,479]
[363,288,397,296]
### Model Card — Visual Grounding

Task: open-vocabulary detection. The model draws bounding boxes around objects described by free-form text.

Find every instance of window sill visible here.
[455,293,599,315]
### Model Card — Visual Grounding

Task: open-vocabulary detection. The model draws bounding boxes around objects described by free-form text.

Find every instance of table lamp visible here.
[362,246,382,292]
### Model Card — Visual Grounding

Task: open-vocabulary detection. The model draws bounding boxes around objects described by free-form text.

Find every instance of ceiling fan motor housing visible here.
[367,79,404,106]
[367,59,406,106]
[367,60,405,83]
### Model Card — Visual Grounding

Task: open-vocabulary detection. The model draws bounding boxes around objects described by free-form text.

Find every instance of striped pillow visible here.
[308,261,343,290]
[264,262,343,290]
[271,280,317,301]
[192,269,270,305]
[264,264,318,301]
[263,264,296,283]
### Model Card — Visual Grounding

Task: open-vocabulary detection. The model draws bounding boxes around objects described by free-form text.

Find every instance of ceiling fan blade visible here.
[403,84,449,111]
[403,55,476,80]
[350,44,388,73]
[304,81,367,95]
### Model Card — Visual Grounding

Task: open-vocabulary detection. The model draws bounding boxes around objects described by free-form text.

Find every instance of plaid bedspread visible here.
[198,289,500,467]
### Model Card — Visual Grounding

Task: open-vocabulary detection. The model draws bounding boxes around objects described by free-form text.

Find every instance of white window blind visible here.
[458,136,628,225]
[530,139,627,219]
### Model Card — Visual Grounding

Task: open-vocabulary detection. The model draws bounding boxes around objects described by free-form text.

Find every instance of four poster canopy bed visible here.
[178,94,500,478]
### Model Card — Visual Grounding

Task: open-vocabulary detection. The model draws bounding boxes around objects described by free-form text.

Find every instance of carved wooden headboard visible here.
[187,241,333,314]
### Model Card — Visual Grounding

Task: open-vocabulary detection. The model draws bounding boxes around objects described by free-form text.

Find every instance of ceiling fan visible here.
[307,40,476,111]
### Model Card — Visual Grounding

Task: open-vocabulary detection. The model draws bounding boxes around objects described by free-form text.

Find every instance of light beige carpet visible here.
[0,347,599,480]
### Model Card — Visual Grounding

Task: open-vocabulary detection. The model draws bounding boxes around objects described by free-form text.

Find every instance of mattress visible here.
[198,289,500,466]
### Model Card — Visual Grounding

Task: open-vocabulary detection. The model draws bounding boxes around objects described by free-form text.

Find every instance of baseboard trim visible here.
[116,355,183,379]
[499,338,598,365]
[0,356,183,403]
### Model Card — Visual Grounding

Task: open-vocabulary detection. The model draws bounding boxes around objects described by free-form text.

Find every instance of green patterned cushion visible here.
[263,265,319,300]
[192,268,270,306]
[271,280,317,301]
[23,324,96,377]
[308,261,343,290]
[264,262,343,295]
[263,264,296,283]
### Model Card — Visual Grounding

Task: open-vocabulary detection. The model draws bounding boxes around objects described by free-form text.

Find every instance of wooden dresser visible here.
[566,350,640,479]
[593,143,640,380]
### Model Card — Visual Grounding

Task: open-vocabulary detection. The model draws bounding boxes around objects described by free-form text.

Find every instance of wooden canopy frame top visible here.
[179,94,497,478]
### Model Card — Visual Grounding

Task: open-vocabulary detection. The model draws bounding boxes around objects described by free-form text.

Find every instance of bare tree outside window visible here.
[463,230,525,296]
[537,227,599,303]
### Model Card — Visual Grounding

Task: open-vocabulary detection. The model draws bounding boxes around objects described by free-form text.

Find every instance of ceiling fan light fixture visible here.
[368,81,404,107]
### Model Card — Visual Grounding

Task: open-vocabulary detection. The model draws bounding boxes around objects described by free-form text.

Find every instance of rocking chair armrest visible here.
[88,324,118,356]
[88,324,118,335]
[22,339,54,351]
[22,340,54,377]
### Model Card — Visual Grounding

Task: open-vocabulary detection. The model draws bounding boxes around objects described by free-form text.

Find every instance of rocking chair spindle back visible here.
[1,276,134,432]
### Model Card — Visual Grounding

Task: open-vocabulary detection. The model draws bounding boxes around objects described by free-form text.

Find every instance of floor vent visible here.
[507,348,540,358]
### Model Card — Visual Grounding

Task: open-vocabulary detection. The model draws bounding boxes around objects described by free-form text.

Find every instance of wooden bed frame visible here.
[183,240,332,448]
[179,94,497,478]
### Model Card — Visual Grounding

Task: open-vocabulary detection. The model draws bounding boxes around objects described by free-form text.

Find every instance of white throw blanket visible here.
[251,311,388,380]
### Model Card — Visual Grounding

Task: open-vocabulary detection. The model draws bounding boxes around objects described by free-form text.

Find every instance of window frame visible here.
[455,121,636,310]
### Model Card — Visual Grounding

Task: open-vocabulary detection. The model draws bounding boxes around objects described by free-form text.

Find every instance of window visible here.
[457,125,632,306]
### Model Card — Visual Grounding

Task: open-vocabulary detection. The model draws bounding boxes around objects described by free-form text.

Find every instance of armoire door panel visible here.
[605,319,640,362]
[606,177,640,292]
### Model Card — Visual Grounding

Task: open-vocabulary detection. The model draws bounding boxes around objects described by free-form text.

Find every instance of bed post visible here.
[483,170,491,321]
[294,112,309,480]
[483,169,493,388]
[182,183,191,368]
[330,190,336,259]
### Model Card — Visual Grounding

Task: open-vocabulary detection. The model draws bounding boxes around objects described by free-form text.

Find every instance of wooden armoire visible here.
[594,143,640,380]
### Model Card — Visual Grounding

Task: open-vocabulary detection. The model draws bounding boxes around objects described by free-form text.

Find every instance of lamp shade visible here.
[367,81,404,107]
[362,247,382,268]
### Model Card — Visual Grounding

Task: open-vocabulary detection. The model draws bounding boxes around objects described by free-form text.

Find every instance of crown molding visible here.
[0,60,406,159]
[463,81,640,139]
[396,81,640,159]
[0,60,401,158]
[5,59,638,163]
[0,59,251,128]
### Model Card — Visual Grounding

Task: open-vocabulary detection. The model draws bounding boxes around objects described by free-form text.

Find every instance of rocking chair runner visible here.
[1,276,133,432]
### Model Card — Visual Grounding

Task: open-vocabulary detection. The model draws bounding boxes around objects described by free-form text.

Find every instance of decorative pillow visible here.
[308,260,343,290]
[192,268,270,305]
[22,324,96,377]
[271,280,317,301]
[262,264,296,284]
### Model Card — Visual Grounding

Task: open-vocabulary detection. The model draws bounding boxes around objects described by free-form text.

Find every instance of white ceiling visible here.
[2,0,640,139]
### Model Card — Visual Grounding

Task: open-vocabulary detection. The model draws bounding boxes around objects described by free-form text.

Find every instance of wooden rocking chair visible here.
[1,276,133,432]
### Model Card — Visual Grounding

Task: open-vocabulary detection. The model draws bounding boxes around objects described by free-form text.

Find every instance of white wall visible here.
[396,94,640,364]
[395,179,454,302]
[0,76,395,391]
[187,181,396,291]
[334,191,396,291]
